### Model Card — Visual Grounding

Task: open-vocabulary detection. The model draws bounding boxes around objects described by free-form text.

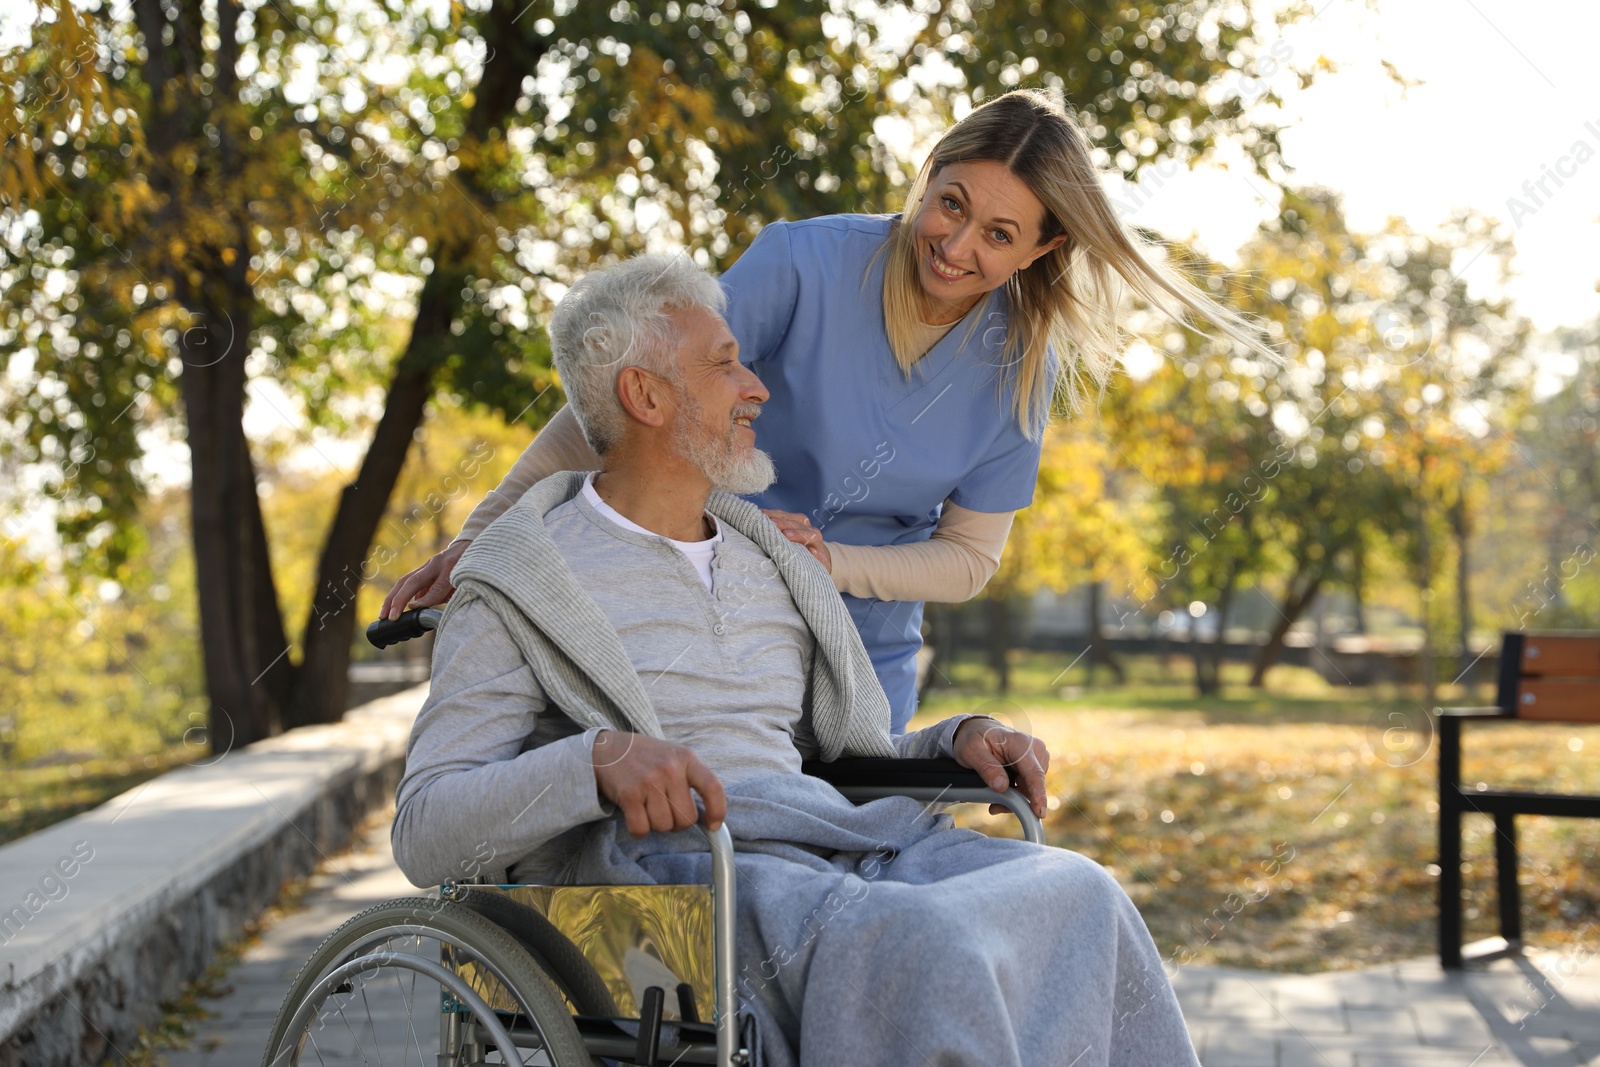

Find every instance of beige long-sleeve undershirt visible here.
[454,404,1016,603]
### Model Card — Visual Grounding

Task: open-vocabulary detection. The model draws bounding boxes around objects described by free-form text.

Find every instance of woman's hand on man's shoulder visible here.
[761,508,832,572]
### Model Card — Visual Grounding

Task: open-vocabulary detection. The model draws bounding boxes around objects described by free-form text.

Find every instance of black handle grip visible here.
[365,608,440,649]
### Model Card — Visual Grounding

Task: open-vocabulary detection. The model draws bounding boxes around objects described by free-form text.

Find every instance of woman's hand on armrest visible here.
[381,540,470,620]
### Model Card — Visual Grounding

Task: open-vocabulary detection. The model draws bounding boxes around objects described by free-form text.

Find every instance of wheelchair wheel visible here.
[260,896,596,1067]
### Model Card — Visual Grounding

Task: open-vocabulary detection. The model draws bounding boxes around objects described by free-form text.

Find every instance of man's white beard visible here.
[673,392,777,494]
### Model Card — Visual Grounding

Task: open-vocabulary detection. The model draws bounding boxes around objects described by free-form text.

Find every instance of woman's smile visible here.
[927,244,975,281]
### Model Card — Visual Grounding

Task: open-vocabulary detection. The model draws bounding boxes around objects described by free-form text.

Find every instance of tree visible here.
[1358,214,1527,698]
[6,0,1312,746]
[1511,316,1600,627]
[978,419,1148,691]
[1102,191,1529,696]
[1214,190,1411,687]
[1099,242,1288,696]
[5,0,559,747]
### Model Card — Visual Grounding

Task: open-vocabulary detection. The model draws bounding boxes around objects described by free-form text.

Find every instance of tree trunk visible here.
[1351,548,1368,633]
[247,435,295,717]
[1190,635,1218,697]
[1450,497,1473,682]
[1085,580,1126,685]
[1416,497,1437,707]
[985,596,1011,694]
[1206,587,1233,696]
[1248,564,1324,687]
[179,290,284,750]
[1193,569,1238,698]
[1187,611,1210,696]
[285,273,454,728]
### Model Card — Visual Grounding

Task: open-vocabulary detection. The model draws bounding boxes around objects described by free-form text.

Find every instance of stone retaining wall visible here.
[0,687,427,1067]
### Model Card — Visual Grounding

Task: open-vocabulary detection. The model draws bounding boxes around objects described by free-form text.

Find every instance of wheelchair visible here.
[260,608,1045,1067]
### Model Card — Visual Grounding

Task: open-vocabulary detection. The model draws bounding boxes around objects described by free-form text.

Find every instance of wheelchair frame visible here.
[261,608,1047,1066]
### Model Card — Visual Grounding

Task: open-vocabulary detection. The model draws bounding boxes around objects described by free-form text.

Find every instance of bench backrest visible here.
[1495,632,1600,723]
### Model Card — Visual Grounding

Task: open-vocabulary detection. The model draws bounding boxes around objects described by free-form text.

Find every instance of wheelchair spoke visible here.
[329,1004,369,1067]
[357,984,387,1067]
[332,987,372,1063]
[304,1027,331,1067]
[394,966,429,1067]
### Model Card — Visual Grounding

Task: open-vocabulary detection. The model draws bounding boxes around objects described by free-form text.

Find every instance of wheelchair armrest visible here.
[802,758,1046,845]
[802,756,988,790]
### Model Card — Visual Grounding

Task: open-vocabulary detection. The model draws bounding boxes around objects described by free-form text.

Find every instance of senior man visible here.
[391,254,1198,1067]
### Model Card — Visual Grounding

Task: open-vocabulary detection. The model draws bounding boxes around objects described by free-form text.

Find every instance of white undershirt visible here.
[581,473,721,592]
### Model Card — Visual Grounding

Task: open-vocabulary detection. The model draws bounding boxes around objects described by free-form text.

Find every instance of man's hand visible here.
[761,509,832,572]
[381,540,469,620]
[591,730,728,837]
[952,717,1050,819]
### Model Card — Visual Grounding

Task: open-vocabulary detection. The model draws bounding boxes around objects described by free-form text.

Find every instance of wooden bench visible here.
[1438,631,1600,968]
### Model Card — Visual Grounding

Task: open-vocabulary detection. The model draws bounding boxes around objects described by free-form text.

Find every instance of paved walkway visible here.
[163,813,419,1067]
[1173,952,1600,1066]
[162,817,1600,1067]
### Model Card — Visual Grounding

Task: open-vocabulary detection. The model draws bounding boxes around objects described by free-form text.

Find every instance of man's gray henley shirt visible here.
[392,489,968,887]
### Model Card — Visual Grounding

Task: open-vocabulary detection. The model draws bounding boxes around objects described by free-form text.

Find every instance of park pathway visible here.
[164,815,1599,1067]
[162,811,420,1067]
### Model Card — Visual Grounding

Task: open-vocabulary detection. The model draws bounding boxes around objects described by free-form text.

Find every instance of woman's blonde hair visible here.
[881,88,1272,437]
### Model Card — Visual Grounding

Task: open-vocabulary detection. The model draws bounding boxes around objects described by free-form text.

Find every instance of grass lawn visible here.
[915,651,1600,973]
[0,749,194,848]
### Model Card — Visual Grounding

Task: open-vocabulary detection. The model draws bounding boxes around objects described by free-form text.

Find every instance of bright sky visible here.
[1116,0,1600,334]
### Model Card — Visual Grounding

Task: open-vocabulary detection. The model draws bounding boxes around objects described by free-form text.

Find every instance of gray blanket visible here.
[572,773,1199,1067]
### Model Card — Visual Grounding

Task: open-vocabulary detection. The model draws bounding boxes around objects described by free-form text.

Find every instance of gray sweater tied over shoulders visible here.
[448,471,899,763]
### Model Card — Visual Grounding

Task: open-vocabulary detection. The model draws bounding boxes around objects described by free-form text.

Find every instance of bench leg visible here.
[1439,715,1464,969]
[1494,811,1522,947]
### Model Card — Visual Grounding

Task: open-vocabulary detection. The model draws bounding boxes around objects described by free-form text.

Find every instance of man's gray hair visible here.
[549,253,728,454]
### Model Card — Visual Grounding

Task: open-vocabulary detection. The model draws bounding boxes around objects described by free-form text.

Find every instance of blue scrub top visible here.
[719,215,1050,731]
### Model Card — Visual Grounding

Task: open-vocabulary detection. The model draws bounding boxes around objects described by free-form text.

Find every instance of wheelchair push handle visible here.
[364,607,444,649]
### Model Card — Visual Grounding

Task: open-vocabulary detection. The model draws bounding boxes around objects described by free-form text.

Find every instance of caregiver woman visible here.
[381,88,1265,732]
